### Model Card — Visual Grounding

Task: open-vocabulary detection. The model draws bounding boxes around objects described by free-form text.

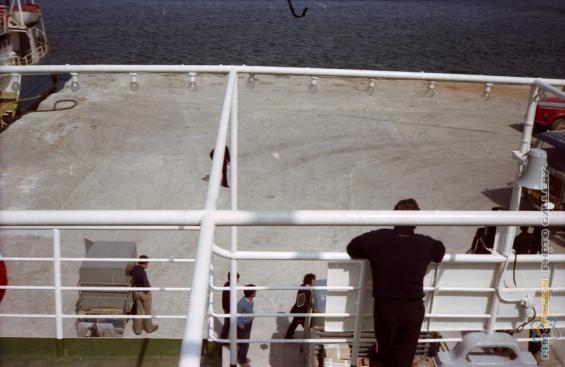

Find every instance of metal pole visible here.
[487,85,540,334]
[350,261,366,366]
[229,68,239,367]
[52,229,64,355]
[3,210,565,227]
[179,70,237,367]
[179,215,216,366]
[208,263,214,342]
[534,79,565,100]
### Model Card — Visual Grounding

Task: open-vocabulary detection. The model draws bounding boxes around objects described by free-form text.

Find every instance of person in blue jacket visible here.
[237,284,256,366]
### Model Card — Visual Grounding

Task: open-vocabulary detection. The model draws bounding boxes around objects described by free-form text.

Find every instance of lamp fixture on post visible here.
[367,79,376,96]
[308,76,318,93]
[482,83,493,101]
[426,81,436,98]
[246,74,256,90]
[10,73,21,92]
[129,73,139,92]
[70,73,80,92]
[188,72,197,92]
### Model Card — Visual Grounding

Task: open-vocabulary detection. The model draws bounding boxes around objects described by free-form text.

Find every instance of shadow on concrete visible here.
[550,231,565,249]
[135,338,150,367]
[213,316,223,340]
[481,187,513,209]
[509,123,524,133]
[268,313,303,367]
[2,73,72,133]
[509,122,548,136]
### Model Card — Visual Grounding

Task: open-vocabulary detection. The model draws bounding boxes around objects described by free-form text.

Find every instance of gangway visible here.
[1,64,565,367]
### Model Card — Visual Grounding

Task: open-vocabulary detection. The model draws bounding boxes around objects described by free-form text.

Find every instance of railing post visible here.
[350,261,366,366]
[52,228,64,355]
[208,263,214,341]
[487,84,540,334]
[180,70,237,367]
[229,69,239,367]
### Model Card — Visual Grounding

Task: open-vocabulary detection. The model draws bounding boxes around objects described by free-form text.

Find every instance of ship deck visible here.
[1,73,564,366]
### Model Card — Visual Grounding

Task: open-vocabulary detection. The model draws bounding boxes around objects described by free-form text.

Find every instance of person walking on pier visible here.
[285,273,316,339]
[237,285,256,366]
[209,146,231,188]
[220,272,240,340]
[513,226,538,254]
[346,198,445,367]
[130,255,159,335]
[469,207,501,254]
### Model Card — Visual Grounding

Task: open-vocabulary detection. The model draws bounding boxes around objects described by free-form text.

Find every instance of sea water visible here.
[41,0,565,78]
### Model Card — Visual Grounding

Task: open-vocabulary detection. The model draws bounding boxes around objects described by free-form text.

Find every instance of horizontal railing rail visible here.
[209,335,565,344]
[0,256,195,263]
[2,209,564,226]
[2,65,565,88]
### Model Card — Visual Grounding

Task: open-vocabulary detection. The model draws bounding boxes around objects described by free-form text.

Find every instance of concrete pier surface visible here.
[1,73,564,366]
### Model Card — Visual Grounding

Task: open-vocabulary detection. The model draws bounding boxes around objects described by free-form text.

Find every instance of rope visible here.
[34,99,78,113]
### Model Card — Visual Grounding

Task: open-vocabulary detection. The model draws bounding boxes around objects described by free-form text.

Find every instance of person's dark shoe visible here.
[133,330,142,335]
[147,325,159,333]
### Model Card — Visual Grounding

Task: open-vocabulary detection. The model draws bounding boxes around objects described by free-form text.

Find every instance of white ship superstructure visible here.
[0,0,47,125]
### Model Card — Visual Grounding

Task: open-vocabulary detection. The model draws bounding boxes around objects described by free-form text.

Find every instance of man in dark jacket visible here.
[130,255,159,334]
[220,272,240,340]
[469,207,501,254]
[209,146,231,188]
[347,199,445,367]
[513,226,538,254]
[285,273,316,339]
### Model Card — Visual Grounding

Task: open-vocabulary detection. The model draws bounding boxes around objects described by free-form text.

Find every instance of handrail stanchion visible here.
[52,228,64,355]
[229,69,239,367]
[487,84,539,334]
[180,70,237,367]
[350,260,366,366]
[208,264,214,341]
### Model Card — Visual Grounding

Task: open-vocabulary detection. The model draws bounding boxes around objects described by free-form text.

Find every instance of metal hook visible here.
[287,0,308,18]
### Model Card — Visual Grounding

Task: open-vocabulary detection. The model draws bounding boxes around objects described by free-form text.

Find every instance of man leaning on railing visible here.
[347,198,446,367]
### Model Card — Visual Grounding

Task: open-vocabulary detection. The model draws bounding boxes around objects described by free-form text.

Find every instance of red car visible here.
[535,97,565,130]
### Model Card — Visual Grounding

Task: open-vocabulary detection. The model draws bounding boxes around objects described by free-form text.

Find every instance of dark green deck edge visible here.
[0,338,221,366]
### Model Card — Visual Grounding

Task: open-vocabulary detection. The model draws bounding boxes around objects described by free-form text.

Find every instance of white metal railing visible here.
[2,227,565,362]
[0,229,196,313]
[1,65,565,367]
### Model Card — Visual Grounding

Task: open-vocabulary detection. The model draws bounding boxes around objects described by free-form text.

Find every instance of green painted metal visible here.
[0,338,221,366]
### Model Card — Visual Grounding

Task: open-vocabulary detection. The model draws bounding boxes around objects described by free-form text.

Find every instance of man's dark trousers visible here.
[237,321,253,363]
[371,301,425,367]
[220,314,230,340]
[285,316,304,338]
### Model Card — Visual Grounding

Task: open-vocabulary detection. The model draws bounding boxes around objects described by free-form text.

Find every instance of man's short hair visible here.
[138,255,148,265]
[243,284,256,298]
[303,273,316,285]
[394,198,420,211]
[227,272,240,280]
